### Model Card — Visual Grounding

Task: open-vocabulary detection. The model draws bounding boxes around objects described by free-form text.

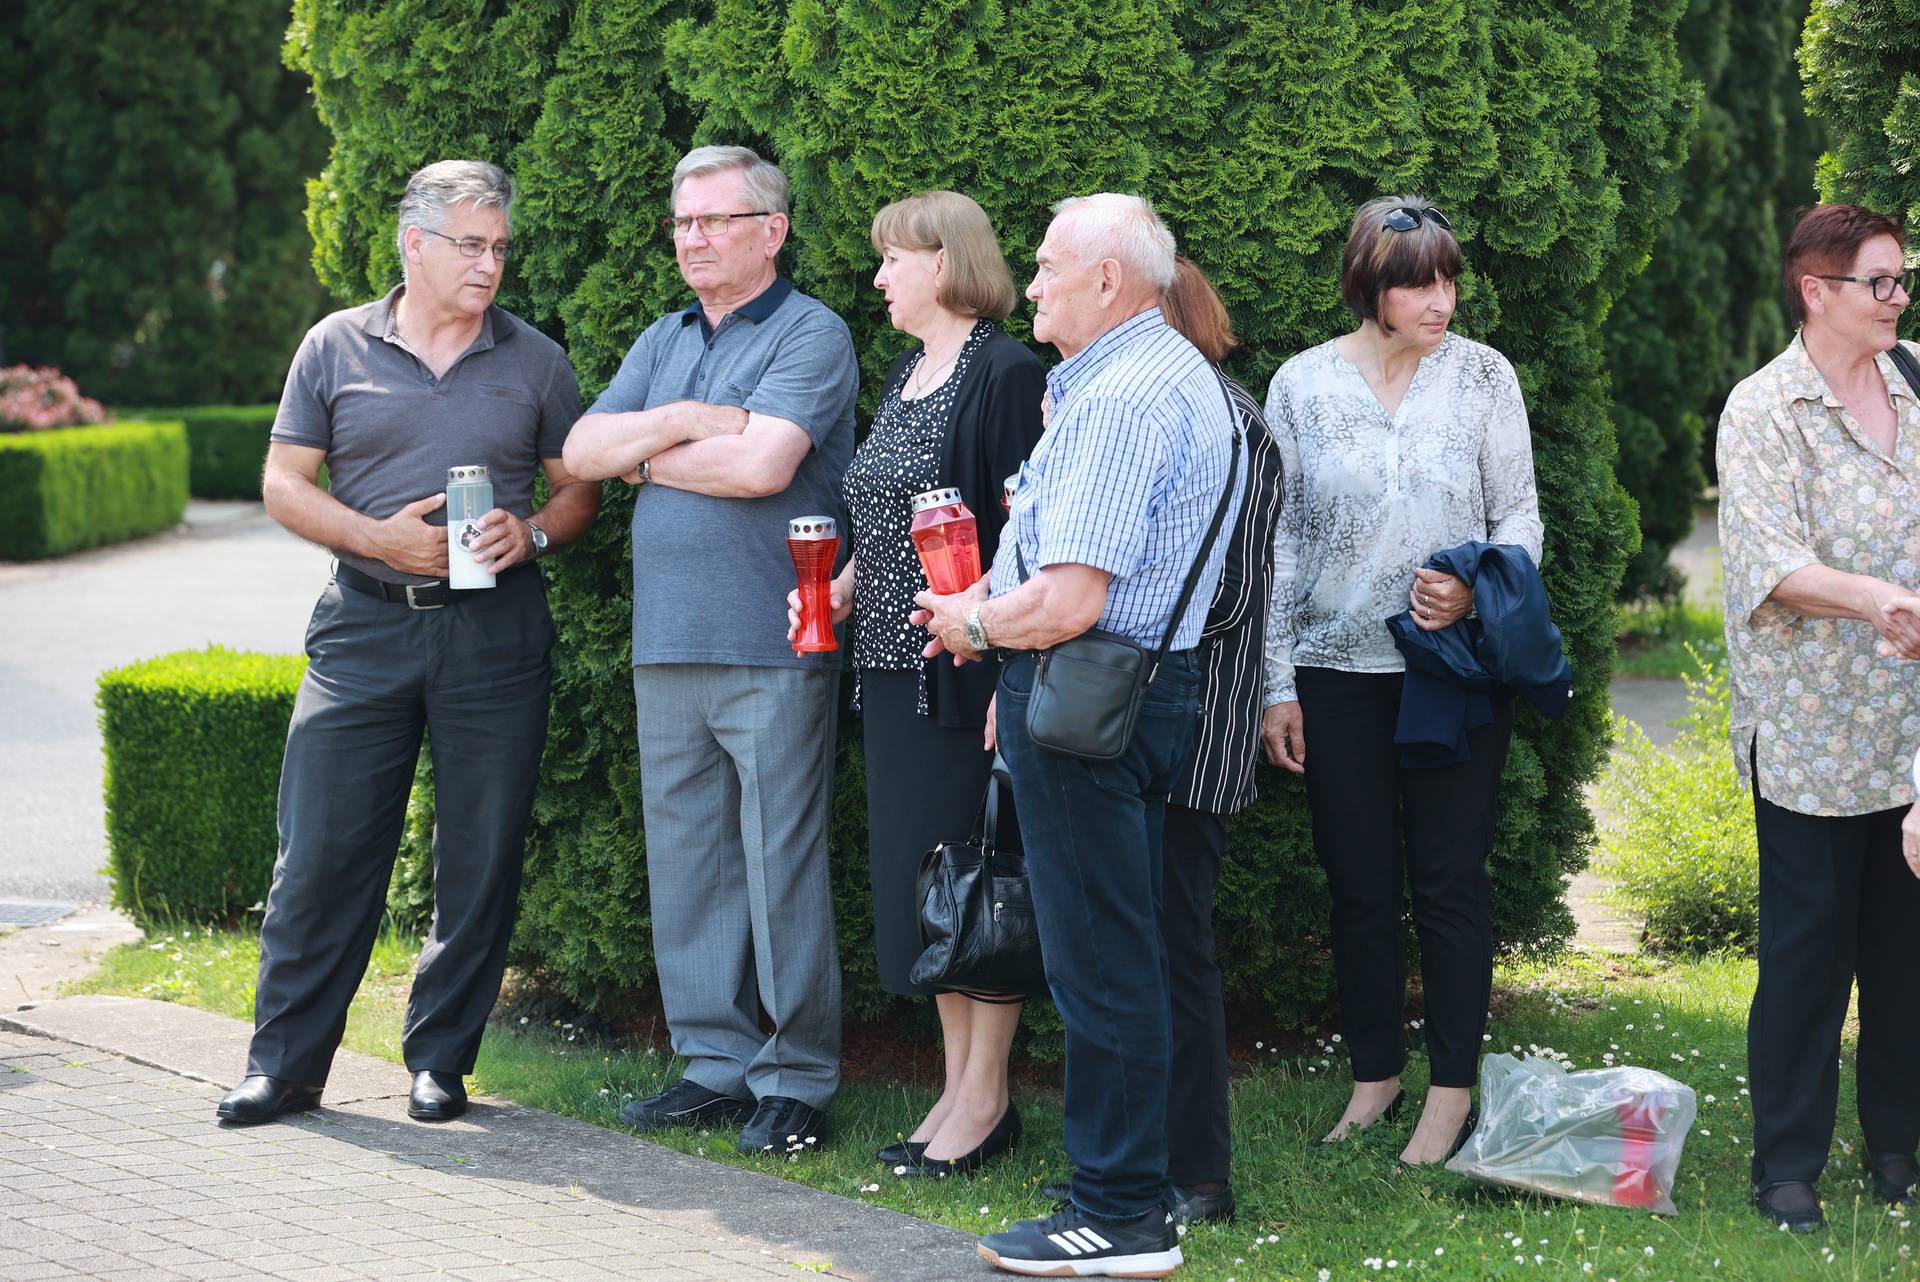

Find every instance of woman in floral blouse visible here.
[1261,195,1543,1165]
[1718,203,1920,1233]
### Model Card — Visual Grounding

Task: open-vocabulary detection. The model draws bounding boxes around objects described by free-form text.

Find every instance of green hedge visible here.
[292,0,1695,1032]
[117,405,278,500]
[99,649,308,925]
[0,420,188,559]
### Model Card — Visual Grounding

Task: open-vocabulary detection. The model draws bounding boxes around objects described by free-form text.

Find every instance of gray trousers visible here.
[248,570,554,1085]
[632,664,842,1108]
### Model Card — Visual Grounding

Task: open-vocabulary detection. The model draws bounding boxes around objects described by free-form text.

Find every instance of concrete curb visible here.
[2,996,986,1281]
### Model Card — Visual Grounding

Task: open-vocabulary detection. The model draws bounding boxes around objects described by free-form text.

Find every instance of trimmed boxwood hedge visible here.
[117,405,278,500]
[0,420,188,559]
[99,649,309,925]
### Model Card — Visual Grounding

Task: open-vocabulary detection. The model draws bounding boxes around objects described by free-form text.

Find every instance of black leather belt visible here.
[334,561,530,610]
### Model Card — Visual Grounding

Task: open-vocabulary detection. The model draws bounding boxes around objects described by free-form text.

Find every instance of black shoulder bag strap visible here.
[1012,368,1245,676]
[1890,342,1920,398]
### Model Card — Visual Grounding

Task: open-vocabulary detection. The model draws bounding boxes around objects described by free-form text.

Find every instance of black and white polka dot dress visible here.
[841,319,992,714]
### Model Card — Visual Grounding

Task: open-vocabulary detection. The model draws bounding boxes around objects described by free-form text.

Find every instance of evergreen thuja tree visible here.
[1803,0,1920,231]
[3,0,330,404]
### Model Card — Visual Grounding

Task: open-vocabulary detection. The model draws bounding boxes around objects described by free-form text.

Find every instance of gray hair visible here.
[670,145,790,217]
[1051,193,1177,291]
[395,160,516,281]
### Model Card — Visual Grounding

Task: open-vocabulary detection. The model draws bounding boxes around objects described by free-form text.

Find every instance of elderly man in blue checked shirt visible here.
[915,193,1242,1280]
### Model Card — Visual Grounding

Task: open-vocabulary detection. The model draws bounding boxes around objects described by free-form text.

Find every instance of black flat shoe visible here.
[897,1104,1021,1178]
[877,1138,927,1166]
[1754,1180,1825,1232]
[1322,1088,1407,1143]
[1867,1153,1919,1205]
[408,1070,467,1121]
[215,1075,322,1124]
[1167,1182,1236,1224]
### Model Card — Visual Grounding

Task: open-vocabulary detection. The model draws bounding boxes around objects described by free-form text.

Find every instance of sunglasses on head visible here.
[1383,206,1452,233]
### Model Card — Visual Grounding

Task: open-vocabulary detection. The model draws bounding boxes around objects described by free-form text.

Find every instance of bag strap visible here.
[1011,369,1245,677]
[1891,342,1920,399]
[971,755,1014,846]
[1148,371,1243,676]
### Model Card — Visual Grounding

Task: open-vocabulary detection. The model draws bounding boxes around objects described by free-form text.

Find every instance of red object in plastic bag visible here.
[1613,1094,1666,1208]
[910,488,982,595]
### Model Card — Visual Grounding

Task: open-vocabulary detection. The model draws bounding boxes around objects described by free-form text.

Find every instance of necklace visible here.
[907,333,969,400]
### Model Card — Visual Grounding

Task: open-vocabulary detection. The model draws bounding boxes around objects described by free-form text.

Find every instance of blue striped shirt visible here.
[989,308,1243,650]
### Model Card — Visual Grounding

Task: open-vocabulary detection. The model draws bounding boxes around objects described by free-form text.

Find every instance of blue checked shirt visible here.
[989,308,1243,650]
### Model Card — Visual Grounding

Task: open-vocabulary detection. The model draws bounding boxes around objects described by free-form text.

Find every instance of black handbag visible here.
[1019,370,1244,761]
[910,763,1045,1000]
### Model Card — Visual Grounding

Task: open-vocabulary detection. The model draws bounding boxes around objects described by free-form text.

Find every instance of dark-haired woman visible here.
[1718,203,1920,1232]
[1262,195,1542,1165]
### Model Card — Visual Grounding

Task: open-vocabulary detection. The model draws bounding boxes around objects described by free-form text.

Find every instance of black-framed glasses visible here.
[662,211,774,239]
[420,227,511,261]
[1816,271,1916,303]
[1383,205,1452,233]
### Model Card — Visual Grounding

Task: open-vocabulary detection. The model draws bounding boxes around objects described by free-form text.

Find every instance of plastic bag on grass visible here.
[1446,1053,1697,1213]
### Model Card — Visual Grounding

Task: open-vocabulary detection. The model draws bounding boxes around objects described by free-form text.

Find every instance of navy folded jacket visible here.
[1385,542,1573,768]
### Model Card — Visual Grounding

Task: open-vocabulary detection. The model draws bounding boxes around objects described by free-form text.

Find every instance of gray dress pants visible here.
[247,569,554,1085]
[632,664,842,1108]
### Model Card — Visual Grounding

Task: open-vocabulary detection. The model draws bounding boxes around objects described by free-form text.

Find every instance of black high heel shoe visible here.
[1321,1088,1407,1143]
[896,1104,1022,1178]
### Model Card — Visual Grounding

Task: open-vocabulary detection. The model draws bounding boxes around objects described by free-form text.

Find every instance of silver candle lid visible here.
[788,515,838,540]
[1002,473,1019,498]
[910,487,964,514]
[447,465,491,485]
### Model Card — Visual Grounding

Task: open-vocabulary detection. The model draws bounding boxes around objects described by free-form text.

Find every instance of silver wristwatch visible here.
[964,604,990,652]
[527,521,549,556]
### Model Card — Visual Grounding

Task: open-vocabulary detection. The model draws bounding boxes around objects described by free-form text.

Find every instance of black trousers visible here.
[1295,666,1512,1087]
[860,670,996,997]
[1749,779,1920,1186]
[1160,803,1230,1187]
[248,570,554,1085]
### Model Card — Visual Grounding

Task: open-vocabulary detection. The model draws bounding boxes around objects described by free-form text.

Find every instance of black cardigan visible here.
[872,326,1046,728]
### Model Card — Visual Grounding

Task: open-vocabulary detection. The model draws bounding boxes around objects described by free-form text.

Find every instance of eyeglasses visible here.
[1816,271,1916,303]
[419,227,511,261]
[663,211,774,239]
[1383,206,1453,233]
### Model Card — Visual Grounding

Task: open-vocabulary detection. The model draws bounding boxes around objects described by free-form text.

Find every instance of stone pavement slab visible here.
[0,998,985,1281]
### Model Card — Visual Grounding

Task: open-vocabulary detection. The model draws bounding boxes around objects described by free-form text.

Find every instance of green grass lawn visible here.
[1614,597,1727,680]
[75,933,1919,1280]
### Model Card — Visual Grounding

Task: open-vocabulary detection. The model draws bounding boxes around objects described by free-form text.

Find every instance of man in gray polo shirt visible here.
[564,144,856,1153]
[216,160,599,1128]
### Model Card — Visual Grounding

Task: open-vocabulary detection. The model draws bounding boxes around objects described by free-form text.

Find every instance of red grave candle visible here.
[909,487,982,596]
[787,515,840,654]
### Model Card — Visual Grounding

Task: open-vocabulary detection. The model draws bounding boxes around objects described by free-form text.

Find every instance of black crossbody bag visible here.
[1016,371,1243,762]
[1891,342,1920,398]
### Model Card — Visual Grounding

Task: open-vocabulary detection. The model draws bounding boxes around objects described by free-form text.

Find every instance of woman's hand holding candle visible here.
[787,562,855,643]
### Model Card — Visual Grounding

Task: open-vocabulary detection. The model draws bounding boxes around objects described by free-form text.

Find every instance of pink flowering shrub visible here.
[0,366,108,432]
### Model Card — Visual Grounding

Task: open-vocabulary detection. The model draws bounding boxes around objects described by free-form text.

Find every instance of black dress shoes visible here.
[738,1095,829,1154]
[1868,1153,1919,1205]
[897,1105,1021,1178]
[408,1071,467,1121]
[215,1075,322,1124]
[877,1138,927,1166]
[620,1077,754,1133]
[1167,1182,1237,1224]
[1754,1181,1826,1232]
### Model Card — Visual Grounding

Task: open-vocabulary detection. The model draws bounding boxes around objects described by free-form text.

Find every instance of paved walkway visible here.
[0,502,323,903]
[0,997,981,1281]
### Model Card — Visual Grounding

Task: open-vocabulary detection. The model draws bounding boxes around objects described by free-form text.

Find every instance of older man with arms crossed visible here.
[219,160,599,1125]
[917,194,1241,1278]
[565,145,857,1153]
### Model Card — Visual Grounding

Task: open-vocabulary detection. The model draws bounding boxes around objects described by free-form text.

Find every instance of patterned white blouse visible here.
[1261,331,1544,706]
